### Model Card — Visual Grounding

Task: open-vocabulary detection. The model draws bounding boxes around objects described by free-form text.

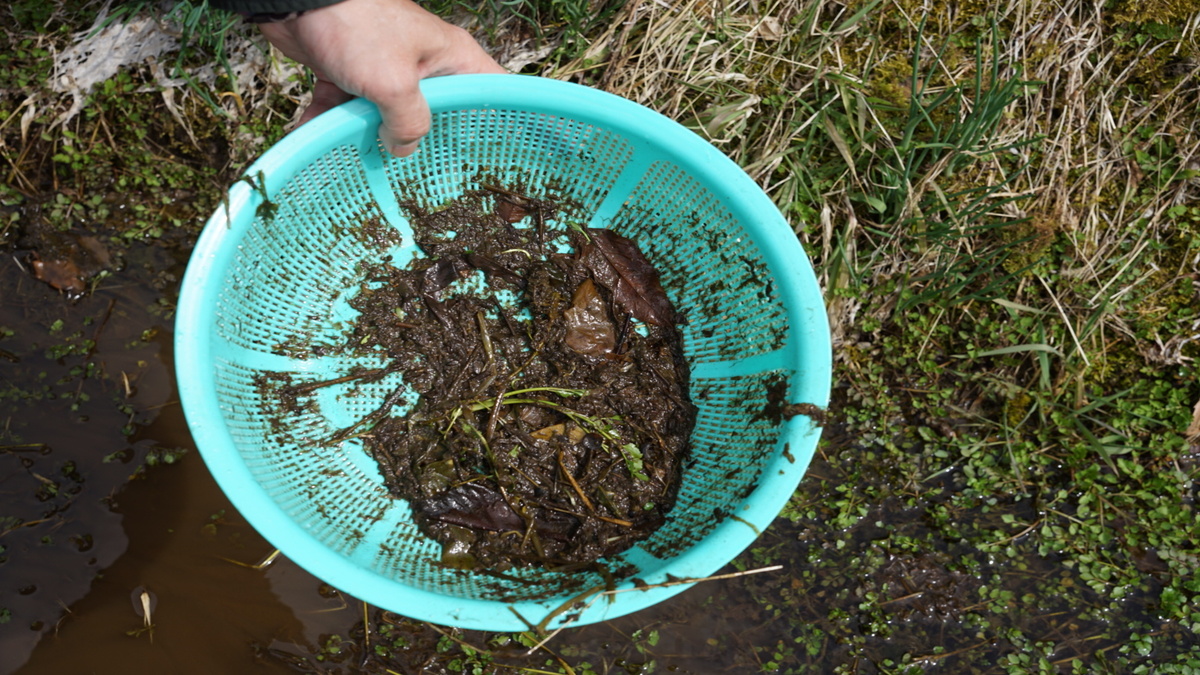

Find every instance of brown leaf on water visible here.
[578,229,674,326]
[25,232,112,300]
[564,278,617,357]
[30,255,87,297]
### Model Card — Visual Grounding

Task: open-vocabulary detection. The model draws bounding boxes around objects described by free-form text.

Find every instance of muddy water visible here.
[0,250,356,674]
[1,241,758,675]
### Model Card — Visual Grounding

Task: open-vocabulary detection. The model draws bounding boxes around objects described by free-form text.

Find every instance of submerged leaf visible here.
[578,229,674,326]
[30,256,86,296]
[422,256,466,295]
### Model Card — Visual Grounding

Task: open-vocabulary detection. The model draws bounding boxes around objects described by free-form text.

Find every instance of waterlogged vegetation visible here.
[2,0,1199,673]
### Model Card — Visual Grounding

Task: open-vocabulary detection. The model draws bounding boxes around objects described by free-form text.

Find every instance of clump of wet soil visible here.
[343,186,696,571]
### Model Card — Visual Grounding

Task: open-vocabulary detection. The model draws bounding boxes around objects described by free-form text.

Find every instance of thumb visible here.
[373,83,431,158]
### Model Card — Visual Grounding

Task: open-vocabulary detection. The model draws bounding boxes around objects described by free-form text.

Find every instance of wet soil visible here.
[326,187,696,570]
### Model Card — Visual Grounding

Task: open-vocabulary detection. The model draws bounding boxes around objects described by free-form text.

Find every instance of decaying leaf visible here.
[466,252,525,287]
[578,229,674,326]
[417,482,524,533]
[496,198,530,224]
[417,482,577,541]
[422,256,467,294]
[564,278,617,357]
[30,255,87,297]
[531,423,587,443]
[750,16,784,41]
[26,233,112,300]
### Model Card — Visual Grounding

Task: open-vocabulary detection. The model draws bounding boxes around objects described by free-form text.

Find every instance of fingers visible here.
[259,0,511,157]
[372,81,431,157]
[299,77,356,125]
[370,31,506,156]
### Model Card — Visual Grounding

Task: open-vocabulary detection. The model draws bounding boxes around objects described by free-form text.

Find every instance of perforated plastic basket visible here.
[175,74,830,630]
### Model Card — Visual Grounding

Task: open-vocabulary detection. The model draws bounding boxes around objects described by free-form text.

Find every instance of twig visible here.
[601,564,783,596]
[326,384,408,444]
[361,601,370,658]
[0,443,50,453]
[594,514,634,527]
[85,297,117,358]
[220,548,281,570]
[557,449,595,512]
[1036,273,1089,367]
[911,638,992,664]
[535,584,607,633]
[281,365,400,397]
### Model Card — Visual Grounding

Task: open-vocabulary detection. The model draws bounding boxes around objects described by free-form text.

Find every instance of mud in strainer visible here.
[175,74,830,630]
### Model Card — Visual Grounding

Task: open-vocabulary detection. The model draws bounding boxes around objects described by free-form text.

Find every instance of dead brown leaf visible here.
[564,278,617,357]
[578,229,674,326]
[30,255,86,296]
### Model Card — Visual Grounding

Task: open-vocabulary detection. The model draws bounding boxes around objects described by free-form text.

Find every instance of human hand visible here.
[259,0,507,156]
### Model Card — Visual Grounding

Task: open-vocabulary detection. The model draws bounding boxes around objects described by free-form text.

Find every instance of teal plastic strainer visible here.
[175,74,830,630]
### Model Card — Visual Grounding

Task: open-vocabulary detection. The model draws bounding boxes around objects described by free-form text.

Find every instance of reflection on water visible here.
[0,251,353,674]
[0,246,759,675]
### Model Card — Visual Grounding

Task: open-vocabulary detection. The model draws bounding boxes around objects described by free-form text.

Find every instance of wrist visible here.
[242,10,308,23]
[208,0,348,21]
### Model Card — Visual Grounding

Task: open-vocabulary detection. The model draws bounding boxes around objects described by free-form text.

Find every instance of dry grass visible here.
[551,0,1200,359]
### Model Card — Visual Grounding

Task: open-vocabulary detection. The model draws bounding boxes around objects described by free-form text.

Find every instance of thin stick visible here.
[326,384,408,444]
[282,365,400,397]
[220,548,282,570]
[601,565,783,596]
[495,665,568,675]
[557,450,595,512]
[425,621,498,659]
[362,601,370,655]
[85,298,117,358]
[535,584,607,633]
[0,443,50,453]
[594,514,634,527]
[1036,273,1089,367]
[526,625,569,656]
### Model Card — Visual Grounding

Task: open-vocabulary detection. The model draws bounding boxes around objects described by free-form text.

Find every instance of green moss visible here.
[1111,0,1200,25]
[999,216,1058,274]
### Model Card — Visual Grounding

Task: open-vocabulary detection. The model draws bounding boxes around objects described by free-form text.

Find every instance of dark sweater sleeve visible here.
[209,0,346,14]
